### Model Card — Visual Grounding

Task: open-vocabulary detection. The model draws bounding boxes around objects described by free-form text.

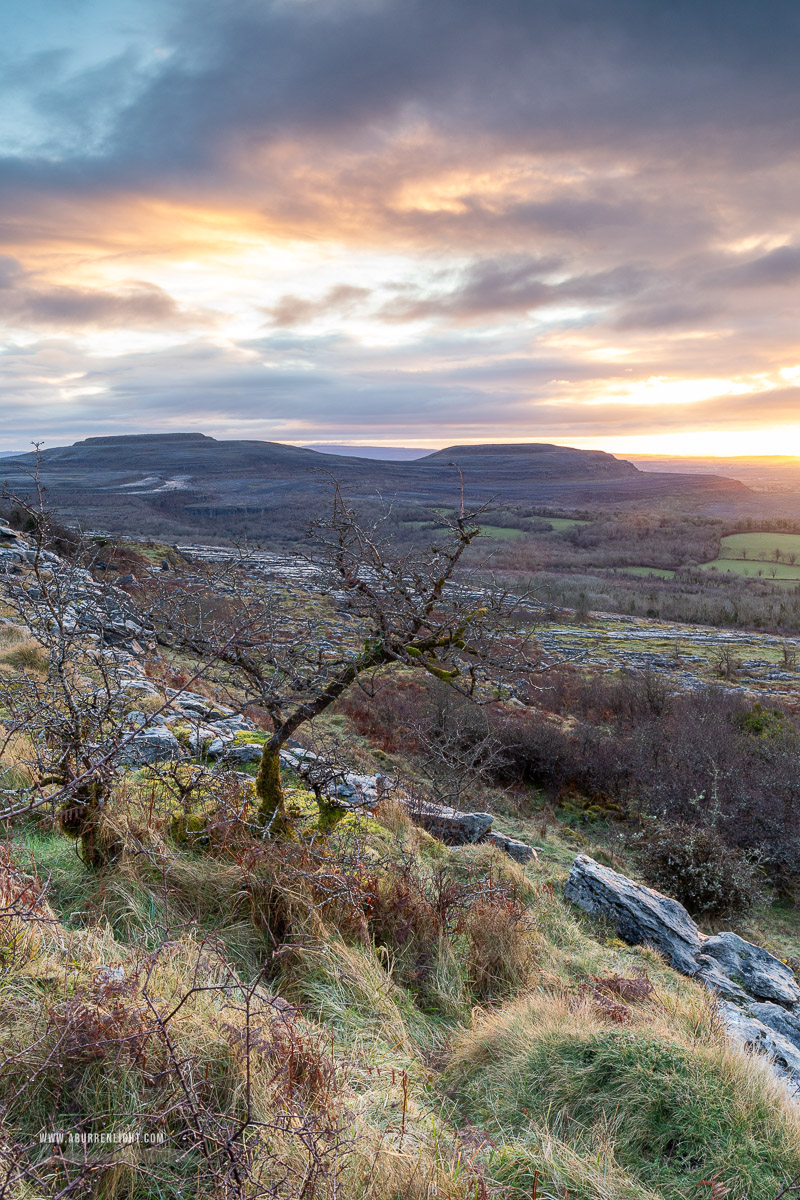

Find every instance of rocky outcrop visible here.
[718,1002,800,1086]
[487,830,538,863]
[748,1001,800,1053]
[278,747,535,853]
[406,799,493,845]
[698,932,800,1007]
[0,523,539,861]
[564,855,702,974]
[120,725,182,765]
[565,855,800,1095]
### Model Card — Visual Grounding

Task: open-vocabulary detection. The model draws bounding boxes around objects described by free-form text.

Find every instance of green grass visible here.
[700,532,800,579]
[718,531,800,559]
[700,558,800,580]
[6,772,800,1198]
[450,1007,800,1199]
[12,824,98,926]
[542,517,590,531]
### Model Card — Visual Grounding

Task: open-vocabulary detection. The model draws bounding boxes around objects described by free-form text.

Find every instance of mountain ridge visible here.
[1,433,751,539]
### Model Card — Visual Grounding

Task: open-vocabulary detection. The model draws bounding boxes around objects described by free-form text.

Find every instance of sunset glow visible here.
[3,0,800,454]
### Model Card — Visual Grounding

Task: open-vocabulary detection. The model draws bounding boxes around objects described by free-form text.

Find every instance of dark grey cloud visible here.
[267,285,370,327]
[98,0,800,177]
[706,246,800,289]
[5,1,800,198]
[3,0,800,448]
[378,257,651,323]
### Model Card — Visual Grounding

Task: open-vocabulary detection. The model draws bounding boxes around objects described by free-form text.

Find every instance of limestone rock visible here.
[699,932,800,1007]
[564,855,702,973]
[692,954,752,1004]
[224,743,264,765]
[120,726,182,765]
[406,800,493,844]
[718,1001,800,1091]
[748,1001,800,1052]
[487,830,538,863]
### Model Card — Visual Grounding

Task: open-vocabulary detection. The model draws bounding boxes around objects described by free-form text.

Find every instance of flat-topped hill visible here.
[1,433,750,539]
[425,442,639,478]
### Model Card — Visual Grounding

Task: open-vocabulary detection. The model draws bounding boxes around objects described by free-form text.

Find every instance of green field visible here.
[542,517,590,531]
[701,559,800,580]
[700,531,800,581]
[715,531,800,560]
[479,524,527,540]
[402,519,527,541]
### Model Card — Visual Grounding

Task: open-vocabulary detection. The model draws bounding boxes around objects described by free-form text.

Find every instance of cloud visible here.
[8,283,187,329]
[706,245,800,289]
[378,257,650,323]
[0,261,204,330]
[266,285,370,327]
[3,1,800,449]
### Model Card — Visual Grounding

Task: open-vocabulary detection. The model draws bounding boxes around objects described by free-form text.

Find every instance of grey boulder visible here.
[748,1002,800,1053]
[487,830,538,863]
[692,954,752,1004]
[564,855,702,974]
[120,726,182,765]
[699,932,800,1008]
[718,1001,800,1090]
[224,743,264,765]
[406,800,493,845]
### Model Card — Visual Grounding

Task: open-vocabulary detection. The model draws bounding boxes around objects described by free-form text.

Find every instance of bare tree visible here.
[0,470,229,866]
[147,482,544,835]
[407,687,507,814]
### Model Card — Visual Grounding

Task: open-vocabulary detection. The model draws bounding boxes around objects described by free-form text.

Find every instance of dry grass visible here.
[5,765,800,1199]
[0,631,47,672]
[447,988,800,1198]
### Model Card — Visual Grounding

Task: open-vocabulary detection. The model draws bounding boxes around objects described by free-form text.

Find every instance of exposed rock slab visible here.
[564,854,800,1098]
[487,830,538,863]
[564,854,703,973]
[748,1002,800,1053]
[699,932,800,1007]
[224,743,264,765]
[279,747,526,851]
[120,726,182,765]
[718,1002,800,1092]
[405,800,494,845]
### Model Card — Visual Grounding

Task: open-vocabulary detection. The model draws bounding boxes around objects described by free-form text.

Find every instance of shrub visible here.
[635,821,764,919]
[464,897,536,1000]
[736,700,787,738]
[365,859,537,1009]
[1,640,47,671]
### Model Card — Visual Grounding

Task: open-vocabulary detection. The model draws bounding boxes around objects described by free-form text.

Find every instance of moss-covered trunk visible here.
[59,779,118,868]
[255,742,291,836]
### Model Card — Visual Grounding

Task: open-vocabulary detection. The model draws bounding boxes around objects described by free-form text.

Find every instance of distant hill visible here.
[427,442,640,479]
[0,433,751,540]
[301,443,434,460]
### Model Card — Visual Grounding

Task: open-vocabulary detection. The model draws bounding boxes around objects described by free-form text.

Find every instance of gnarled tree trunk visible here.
[255,741,292,836]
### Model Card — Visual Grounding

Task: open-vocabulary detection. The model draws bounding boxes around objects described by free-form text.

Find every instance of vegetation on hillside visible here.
[3,480,800,1197]
[4,780,800,1199]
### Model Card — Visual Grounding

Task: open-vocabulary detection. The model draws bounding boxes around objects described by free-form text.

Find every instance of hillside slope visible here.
[1,433,750,540]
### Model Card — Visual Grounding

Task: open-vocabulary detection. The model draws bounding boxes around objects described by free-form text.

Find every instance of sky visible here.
[2,0,800,456]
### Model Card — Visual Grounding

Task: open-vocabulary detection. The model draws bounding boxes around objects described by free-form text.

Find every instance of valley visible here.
[5,441,800,1198]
